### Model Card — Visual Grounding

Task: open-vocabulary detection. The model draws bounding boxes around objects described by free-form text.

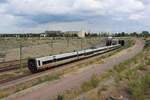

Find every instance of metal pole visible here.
[20,42,23,71]
[66,37,69,47]
[81,38,83,50]
[51,37,53,55]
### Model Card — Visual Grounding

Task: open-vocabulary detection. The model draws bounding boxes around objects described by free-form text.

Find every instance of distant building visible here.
[40,33,47,37]
[65,31,78,34]
[77,30,86,38]
[39,30,86,37]
[42,31,63,37]
[64,30,86,38]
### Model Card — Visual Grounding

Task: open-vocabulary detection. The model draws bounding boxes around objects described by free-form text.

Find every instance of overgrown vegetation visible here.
[81,74,99,92]
[0,73,60,99]
[104,41,150,100]
[128,74,150,100]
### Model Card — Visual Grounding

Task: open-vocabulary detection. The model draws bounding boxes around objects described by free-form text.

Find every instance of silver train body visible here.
[28,43,122,73]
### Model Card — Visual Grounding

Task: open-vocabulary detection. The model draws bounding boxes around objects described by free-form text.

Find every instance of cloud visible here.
[0,0,150,32]
[0,0,7,3]
[6,0,145,16]
[129,13,145,20]
[6,0,74,15]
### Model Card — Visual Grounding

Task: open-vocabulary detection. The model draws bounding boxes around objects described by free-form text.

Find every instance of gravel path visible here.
[4,38,144,100]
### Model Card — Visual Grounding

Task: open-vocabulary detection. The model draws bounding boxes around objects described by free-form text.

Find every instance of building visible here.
[41,31,63,37]
[77,30,86,38]
[40,33,47,37]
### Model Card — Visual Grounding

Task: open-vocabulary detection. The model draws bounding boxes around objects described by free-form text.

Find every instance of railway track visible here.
[0,63,27,73]
[0,59,27,73]
[0,73,31,84]
[0,65,19,72]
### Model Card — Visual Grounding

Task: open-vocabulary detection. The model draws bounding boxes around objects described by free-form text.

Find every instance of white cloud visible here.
[5,0,145,16]
[0,3,7,14]
[7,0,74,15]
[129,13,145,20]
[0,0,150,32]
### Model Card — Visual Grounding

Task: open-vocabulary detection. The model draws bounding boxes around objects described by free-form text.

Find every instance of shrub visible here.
[57,94,64,100]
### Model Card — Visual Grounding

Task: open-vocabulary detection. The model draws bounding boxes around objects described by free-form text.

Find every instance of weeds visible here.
[81,74,99,92]
[0,73,60,99]
[128,74,150,100]
[57,94,64,100]
[112,46,150,100]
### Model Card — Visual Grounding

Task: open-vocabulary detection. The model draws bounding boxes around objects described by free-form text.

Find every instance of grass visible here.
[53,70,114,100]
[81,74,99,92]
[0,73,60,99]
[0,67,29,81]
[128,74,150,100]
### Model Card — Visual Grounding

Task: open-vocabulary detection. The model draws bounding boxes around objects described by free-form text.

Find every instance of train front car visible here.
[119,40,125,46]
[28,58,38,73]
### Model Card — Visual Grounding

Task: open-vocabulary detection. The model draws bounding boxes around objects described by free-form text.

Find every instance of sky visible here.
[0,0,150,33]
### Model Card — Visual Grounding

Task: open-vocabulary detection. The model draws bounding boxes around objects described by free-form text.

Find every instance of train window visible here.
[38,60,41,66]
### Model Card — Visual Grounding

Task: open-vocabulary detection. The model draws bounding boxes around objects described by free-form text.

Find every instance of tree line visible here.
[0,31,149,38]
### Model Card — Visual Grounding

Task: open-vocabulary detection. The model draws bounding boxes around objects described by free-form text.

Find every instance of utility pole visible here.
[19,41,23,72]
[81,38,83,50]
[50,37,54,55]
[66,37,69,47]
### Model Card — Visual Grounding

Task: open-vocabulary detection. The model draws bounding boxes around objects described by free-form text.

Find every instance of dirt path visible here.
[4,38,144,100]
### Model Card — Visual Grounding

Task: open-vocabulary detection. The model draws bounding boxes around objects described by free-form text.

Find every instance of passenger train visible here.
[28,38,125,73]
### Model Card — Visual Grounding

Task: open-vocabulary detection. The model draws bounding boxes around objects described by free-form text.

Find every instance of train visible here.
[28,38,125,73]
[106,37,125,46]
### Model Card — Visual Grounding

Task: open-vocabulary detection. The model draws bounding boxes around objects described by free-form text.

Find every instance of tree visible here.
[130,32,138,37]
[141,31,149,37]
[121,32,125,37]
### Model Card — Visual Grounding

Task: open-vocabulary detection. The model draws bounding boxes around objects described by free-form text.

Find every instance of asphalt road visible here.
[4,38,144,100]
